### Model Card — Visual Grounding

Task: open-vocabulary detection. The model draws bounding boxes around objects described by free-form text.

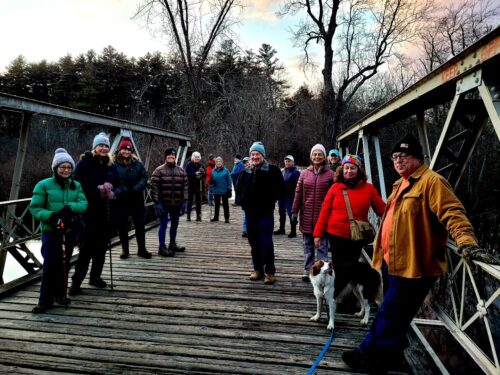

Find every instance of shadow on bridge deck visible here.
[0,205,417,374]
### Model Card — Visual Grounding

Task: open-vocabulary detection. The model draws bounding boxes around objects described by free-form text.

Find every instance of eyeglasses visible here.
[57,166,73,171]
[391,152,411,161]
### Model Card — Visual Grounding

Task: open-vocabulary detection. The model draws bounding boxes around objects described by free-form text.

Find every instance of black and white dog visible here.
[309,260,383,329]
[334,261,384,326]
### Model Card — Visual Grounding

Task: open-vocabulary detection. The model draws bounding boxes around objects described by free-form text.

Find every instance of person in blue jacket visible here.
[210,157,233,223]
[274,155,301,238]
[230,154,245,187]
[29,148,88,313]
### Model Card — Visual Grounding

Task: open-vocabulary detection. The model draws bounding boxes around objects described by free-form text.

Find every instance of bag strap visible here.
[341,189,355,223]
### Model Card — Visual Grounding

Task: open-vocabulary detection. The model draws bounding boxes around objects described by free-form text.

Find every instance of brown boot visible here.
[264,274,276,285]
[249,271,263,281]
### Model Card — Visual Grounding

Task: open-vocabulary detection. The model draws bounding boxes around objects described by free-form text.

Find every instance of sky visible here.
[0,0,319,90]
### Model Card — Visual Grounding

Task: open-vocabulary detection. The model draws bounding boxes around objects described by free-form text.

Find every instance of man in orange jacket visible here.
[342,134,499,373]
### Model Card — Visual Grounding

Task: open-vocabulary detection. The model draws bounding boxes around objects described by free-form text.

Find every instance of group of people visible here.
[232,136,492,373]
[29,130,495,373]
[29,133,154,312]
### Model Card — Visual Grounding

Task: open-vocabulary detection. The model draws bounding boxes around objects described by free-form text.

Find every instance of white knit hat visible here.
[310,144,326,159]
[51,148,75,170]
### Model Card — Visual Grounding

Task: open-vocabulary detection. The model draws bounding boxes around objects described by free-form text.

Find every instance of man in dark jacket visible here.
[236,141,285,285]
[185,151,205,221]
[151,147,188,256]
[114,137,151,259]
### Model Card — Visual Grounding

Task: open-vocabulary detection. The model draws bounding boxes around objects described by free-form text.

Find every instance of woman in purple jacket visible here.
[292,144,335,281]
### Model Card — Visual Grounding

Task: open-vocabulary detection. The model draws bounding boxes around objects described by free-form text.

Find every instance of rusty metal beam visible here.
[338,26,500,142]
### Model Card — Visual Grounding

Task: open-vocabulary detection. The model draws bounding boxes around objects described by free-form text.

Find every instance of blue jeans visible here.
[303,233,329,274]
[208,185,214,206]
[158,205,181,246]
[360,263,437,358]
[242,211,247,233]
[277,197,293,229]
[246,211,275,275]
[39,232,74,305]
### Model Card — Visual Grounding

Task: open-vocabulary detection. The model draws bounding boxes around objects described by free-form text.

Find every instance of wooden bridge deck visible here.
[0,206,417,374]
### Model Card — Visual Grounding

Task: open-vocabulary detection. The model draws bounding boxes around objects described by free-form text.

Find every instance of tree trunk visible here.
[322,42,336,146]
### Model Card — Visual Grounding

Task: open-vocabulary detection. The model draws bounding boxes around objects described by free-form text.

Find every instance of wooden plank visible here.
[0,205,410,374]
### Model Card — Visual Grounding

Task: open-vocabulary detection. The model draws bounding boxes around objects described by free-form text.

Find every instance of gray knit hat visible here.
[51,148,75,170]
[92,132,110,149]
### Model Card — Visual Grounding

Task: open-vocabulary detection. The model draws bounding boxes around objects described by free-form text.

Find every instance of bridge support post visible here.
[1,113,36,284]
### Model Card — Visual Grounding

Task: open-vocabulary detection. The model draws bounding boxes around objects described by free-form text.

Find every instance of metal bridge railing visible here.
[426,243,500,375]
[0,198,42,286]
[0,184,161,293]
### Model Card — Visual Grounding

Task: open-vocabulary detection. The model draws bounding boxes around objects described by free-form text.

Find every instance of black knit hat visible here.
[235,154,242,160]
[164,147,177,158]
[391,134,424,160]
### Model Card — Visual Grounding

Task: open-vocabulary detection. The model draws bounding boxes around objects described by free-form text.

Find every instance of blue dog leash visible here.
[306,329,335,375]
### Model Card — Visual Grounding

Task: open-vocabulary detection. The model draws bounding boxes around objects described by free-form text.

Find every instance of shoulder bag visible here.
[342,189,375,245]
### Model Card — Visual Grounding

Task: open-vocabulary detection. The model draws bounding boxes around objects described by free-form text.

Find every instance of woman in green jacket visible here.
[29,148,88,313]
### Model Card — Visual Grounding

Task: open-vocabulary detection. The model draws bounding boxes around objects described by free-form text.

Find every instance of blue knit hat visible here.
[92,132,110,149]
[249,141,266,157]
[51,148,75,171]
[329,149,340,157]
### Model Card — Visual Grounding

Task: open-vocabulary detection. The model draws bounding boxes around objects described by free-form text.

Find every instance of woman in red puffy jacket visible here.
[313,155,386,268]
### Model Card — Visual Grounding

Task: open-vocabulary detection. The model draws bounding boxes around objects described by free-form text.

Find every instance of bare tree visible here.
[281,0,430,145]
[135,0,243,140]
[418,0,498,73]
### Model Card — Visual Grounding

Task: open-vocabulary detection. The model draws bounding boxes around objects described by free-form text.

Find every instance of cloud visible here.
[243,0,283,22]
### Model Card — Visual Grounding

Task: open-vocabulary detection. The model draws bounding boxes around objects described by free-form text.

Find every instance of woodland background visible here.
[0,0,498,250]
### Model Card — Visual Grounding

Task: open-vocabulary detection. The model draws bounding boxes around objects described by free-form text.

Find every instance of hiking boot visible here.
[89,277,107,288]
[120,252,129,260]
[68,285,82,296]
[55,297,71,306]
[302,274,310,282]
[169,243,185,252]
[32,304,51,314]
[196,214,202,222]
[224,219,230,223]
[187,213,191,222]
[342,349,365,369]
[287,230,297,238]
[242,232,248,238]
[211,217,219,222]
[264,274,276,285]
[137,249,152,259]
[273,228,286,235]
[158,245,174,257]
[249,271,263,281]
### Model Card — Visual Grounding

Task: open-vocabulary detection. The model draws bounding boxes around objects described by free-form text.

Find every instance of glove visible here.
[180,200,187,215]
[48,212,59,226]
[291,215,298,227]
[458,244,500,266]
[154,202,165,218]
[98,182,115,200]
[57,205,73,222]
[226,190,232,199]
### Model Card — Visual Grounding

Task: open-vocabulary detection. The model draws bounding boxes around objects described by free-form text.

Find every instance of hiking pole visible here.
[58,220,69,308]
[106,200,114,290]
